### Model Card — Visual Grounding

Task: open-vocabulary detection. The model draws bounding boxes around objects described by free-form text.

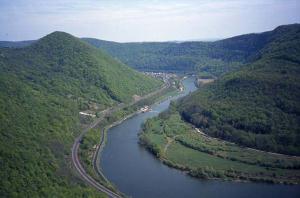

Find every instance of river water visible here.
[100,77,300,198]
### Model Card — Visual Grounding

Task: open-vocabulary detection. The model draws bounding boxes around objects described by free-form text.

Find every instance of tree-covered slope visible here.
[82,24,300,76]
[0,31,161,197]
[177,24,300,155]
[82,37,244,75]
[2,24,298,77]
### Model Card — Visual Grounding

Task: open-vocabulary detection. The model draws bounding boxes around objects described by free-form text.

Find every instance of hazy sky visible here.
[0,0,299,42]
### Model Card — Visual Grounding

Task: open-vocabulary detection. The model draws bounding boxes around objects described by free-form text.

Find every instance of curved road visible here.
[72,134,122,198]
[71,81,170,197]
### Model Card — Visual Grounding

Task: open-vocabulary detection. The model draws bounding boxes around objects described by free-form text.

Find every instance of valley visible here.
[0,23,299,198]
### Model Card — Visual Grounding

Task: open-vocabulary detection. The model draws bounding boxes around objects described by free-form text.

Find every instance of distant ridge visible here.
[2,24,299,76]
[0,40,36,48]
[82,24,300,76]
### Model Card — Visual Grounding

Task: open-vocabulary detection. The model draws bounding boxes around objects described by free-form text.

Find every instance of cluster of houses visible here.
[143,72,177,83]
[140,105,151,113]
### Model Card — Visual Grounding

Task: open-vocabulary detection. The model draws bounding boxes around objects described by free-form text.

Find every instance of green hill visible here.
[82,38,245,75]
[3,25,298,77]
[139,24,300,183]
[0,31,161,197]
[83,25,300,76]
[178,24,300,155]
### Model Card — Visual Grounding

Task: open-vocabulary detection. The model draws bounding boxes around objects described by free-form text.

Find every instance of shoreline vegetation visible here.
[139,107,300,185]
[77,75,183,195]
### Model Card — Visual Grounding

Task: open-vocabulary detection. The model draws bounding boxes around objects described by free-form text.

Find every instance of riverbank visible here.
[139,111,300,185]
[77,76,183,196]
[94,83,181,169]
[100,77,300,198]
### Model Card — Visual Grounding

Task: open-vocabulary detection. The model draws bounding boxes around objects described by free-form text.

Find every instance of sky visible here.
[0,0,299,42]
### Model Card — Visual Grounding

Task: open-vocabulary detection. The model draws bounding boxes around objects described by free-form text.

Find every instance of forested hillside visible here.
[83,38,245,76]
[82,25,299,76]
[2,25,298,77]
[178,24,300,155]
[0,31,161,197]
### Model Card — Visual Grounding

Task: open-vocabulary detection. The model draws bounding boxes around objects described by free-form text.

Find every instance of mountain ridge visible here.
[2,24,299,77]
[82,24,300,75]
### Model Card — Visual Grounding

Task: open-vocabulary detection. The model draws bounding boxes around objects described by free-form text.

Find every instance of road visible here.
[72,134,122,198]
[71,81,170,197]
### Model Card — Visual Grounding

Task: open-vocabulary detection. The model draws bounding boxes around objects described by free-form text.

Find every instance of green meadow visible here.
[140,111,300,184]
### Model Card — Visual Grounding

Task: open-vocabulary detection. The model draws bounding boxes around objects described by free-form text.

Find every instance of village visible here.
[143,72,177,83]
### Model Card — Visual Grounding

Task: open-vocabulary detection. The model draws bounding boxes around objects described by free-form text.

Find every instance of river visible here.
[100,77,300,198]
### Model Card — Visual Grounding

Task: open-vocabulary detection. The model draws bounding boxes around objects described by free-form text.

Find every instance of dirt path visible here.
[163,135,179,154]
[194,128,300,159]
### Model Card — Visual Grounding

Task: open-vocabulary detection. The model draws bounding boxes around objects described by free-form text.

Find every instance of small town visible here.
[143,72,177,83]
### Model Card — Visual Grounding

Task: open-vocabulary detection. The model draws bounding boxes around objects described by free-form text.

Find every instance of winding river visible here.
[100,77,300,198]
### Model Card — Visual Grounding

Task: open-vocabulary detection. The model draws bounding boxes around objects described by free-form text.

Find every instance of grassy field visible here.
[140,111,300,184]
[176,131,300,169]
